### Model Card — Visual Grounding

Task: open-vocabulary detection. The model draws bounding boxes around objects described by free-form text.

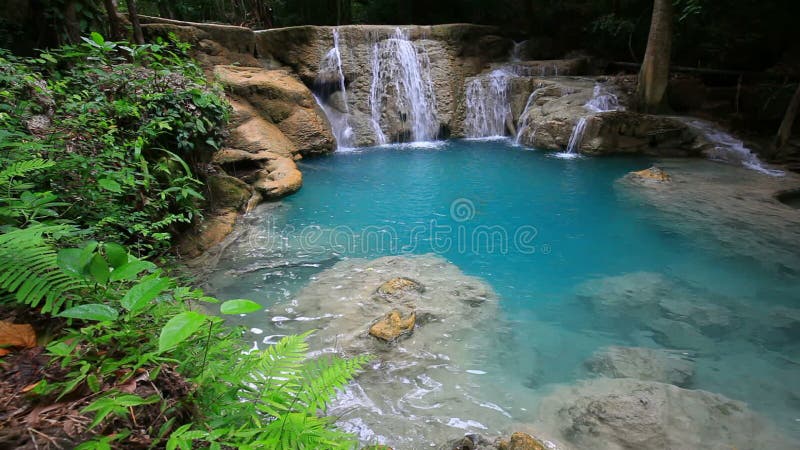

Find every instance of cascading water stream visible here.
[314,28,354,149]
[369,28,438,144]
[681,119,785,176]
[559,84,621,158]
[515,87,545,145]
[464,69,512,138]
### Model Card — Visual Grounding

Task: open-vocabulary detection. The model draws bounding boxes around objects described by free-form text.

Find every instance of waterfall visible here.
[510,40,526,62]
[682,119,785,176]
[515,87,545,145]
[464,70,512,138]
[314,29,354,149]
[369,28,439,144]
[561,84,621,157]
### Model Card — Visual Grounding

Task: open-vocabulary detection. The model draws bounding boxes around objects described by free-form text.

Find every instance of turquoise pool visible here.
[204,139,800,448]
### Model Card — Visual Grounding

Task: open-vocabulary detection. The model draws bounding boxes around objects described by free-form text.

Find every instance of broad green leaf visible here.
[220,299,262,315]
[158,311,206,353]
[104,243,128,268]
[58,304,119,322]
[98,178,122,193]
[110,259,156,282]
[57,248,85,277]
[89,253,110,284]
[90,31,105,46]
[120,276,170,314]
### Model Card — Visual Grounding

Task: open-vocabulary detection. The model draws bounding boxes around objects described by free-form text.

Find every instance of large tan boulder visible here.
[215,66,335,155]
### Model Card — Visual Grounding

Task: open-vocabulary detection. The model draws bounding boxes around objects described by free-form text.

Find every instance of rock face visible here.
[215,65,335,155]
[495,432,547,450]
[514,78,703,155]
[538,378,797,450]
[585,346,695,387]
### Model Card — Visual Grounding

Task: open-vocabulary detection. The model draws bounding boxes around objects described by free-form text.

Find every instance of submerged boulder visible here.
[376,277,425,297]
[369,310,416,342]
[629,166,671,183]
[585,346,695,387]
[537,377,796,450]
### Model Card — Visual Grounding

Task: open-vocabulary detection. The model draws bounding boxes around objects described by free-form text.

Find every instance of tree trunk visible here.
[127,0,144,44]
[103,0,122,40]
[636,0,673,113]
[775,83,800,151]
[63,0,81,44]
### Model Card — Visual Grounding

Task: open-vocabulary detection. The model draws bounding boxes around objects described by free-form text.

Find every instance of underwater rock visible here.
[629,166,671,183]
[537,377,796,450]
[576,271,671,317]
[495,432,547,450]
[647,318,715,351]
[440,433,497,450]
[369,309,416,342]
[585,346,694,387]
[376,277,425,297]
[657,297,733,331]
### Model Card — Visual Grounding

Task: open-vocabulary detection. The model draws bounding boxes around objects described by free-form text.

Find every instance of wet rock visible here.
[495,432,547,450]
[226,98,297,157]
[376,277,425,297]
[513,78,702,156]
[205,174,252,211]
[629,166,671,183]
[369,310,416,342]
[441,433,496,450]
[177,210,238,258]
[585,346,695,387]
[538,377,796,450]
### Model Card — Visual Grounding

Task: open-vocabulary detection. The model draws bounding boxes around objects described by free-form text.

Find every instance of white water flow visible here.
[510,40,526,62]
[315,29,354,149]
[464,70,512,138]
[515,87,546,144]
[369,28,438,144]
[682,119,785,176]
[563,84,621,156]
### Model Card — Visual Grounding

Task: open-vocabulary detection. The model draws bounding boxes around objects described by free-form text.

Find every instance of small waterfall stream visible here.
[560,84,621,157]
[515,87,545,145]
[682,119,785,176]
[369,28,438,144]
[314,29,354,149]
[464,69,512,138]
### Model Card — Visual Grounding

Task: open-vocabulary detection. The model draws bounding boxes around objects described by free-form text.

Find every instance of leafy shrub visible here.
[0,34,230,254]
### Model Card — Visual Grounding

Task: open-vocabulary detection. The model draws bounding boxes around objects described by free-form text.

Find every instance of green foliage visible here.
[0,36,229,254]
[168,331,371,449]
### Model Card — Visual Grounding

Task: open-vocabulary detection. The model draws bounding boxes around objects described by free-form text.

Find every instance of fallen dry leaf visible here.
[0,321,37,349]
[21,381,41,393]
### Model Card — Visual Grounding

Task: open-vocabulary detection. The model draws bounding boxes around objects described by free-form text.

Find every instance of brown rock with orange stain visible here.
[496,432,546,450]
[630,166,671,182]
[369,310,416,342]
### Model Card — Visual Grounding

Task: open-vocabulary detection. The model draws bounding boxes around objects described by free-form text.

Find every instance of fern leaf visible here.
[0,159,55,189]
[0,224,86,313]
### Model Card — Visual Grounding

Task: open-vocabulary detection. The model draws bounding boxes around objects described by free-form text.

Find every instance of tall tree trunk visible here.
[63,0,81,44]
[636,0,673,113]
[127,0,144,44]
[103,0,122,40]
[775,83,800,151]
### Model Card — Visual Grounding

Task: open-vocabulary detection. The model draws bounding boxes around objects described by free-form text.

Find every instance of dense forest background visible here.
[2,0,799,74]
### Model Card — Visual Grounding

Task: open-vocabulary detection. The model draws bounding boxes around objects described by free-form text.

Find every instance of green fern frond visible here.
[0,159,55,189]
[0,224,86,313]
[300,354,371,413]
